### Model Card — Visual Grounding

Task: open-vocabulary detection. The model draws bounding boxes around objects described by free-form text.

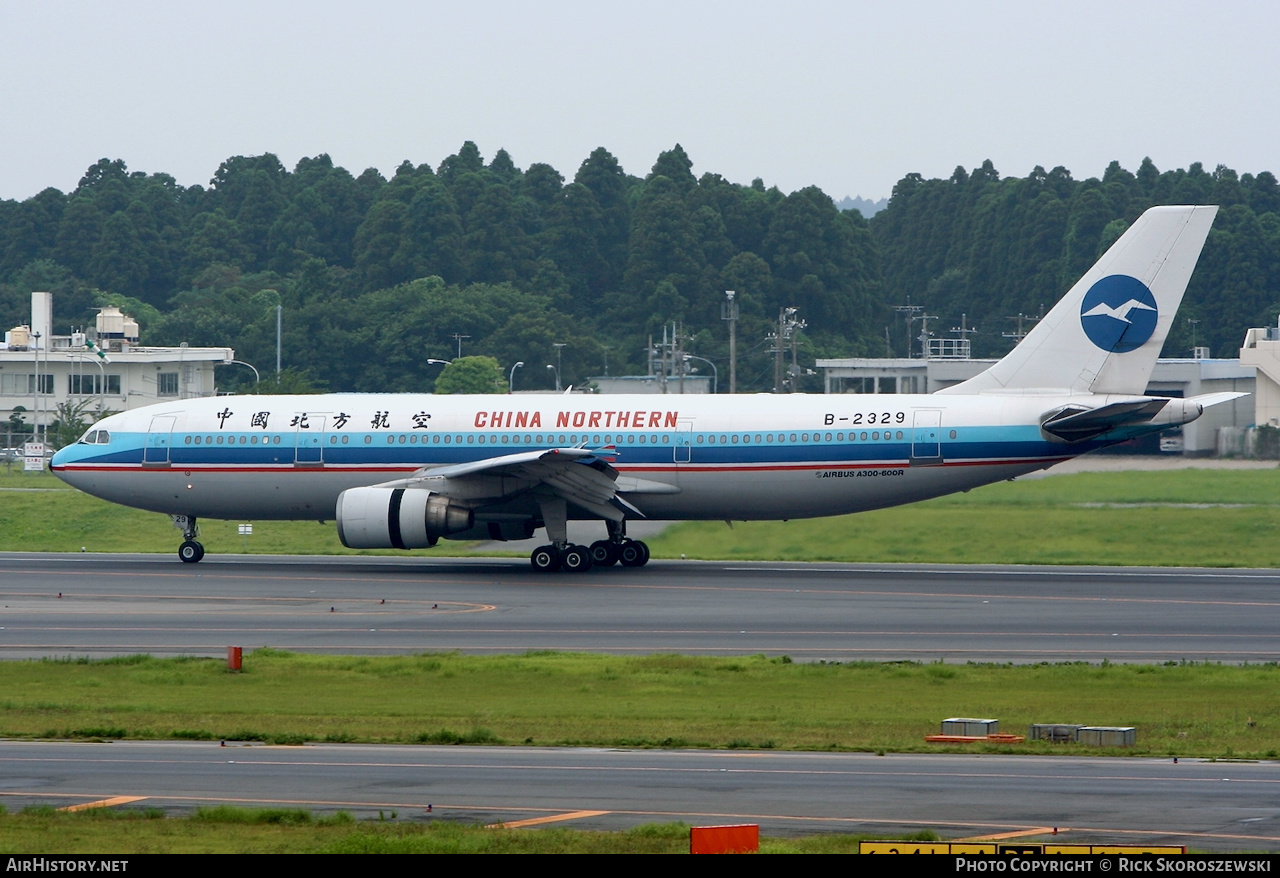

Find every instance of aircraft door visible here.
[674,420,693,463]
[293,415,326,466]
[143,415,176,466]
[910,410,943,466]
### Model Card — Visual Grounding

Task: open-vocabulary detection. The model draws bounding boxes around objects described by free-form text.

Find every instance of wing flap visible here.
[367,446,652,522]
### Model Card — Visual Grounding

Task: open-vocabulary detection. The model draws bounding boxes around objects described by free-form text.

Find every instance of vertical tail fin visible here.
[938,205,1218,396]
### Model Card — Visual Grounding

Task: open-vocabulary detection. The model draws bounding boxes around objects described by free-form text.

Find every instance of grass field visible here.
[4,466,1279,566]
[0,806,917,853]
[2,651,1277,758]
[5,467,1277,852]
[651,466,1280,566]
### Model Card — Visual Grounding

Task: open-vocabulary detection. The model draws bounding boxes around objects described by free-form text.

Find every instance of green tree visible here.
[46,399,115,450]
[434,356,506,394]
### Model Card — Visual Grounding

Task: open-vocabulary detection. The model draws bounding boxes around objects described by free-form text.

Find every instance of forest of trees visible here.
[2,145,1277,393]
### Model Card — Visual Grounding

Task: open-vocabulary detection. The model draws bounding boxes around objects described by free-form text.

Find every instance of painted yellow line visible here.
[489,810,610,829]
[959,827,1061,841]
[59,796,147,812]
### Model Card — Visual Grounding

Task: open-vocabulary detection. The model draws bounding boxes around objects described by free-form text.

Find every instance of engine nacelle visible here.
[336,487,474,549]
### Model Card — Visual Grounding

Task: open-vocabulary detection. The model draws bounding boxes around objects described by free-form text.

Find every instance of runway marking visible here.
[58,795,147,812]
[13,753,1280,789]
[8,575,1280,611]
[960,827,1061,841]
[7,791,1280,845]
[0,589,496,613]
[488,809,610,828]
[6,645,1280,662]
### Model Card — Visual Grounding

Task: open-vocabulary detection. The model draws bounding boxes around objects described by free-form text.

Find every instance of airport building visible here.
[2,292,234,443]
[588,375,712,394]
[1239,321,1280,429]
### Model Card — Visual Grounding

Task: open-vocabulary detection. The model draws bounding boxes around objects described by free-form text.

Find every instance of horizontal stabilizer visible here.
[1041,398,1168,442]
[1188,391,1250,410]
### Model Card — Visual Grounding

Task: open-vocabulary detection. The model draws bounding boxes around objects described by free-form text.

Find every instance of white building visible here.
[587,375,712,394]
[2,292,234,442]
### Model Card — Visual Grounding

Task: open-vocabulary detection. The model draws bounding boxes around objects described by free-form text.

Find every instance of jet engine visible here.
[336,487,474,549]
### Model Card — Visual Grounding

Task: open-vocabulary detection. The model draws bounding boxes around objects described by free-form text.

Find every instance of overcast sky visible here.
[2,1,1277,203]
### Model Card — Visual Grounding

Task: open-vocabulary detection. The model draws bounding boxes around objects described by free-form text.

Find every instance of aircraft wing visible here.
[369,447,676,521]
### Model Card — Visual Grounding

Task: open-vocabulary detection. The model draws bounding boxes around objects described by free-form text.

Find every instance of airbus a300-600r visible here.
[53,205,1237,573]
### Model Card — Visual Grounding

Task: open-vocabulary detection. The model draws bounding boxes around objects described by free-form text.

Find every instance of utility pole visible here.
[722,291,738,394]
[675,321,685,395]
[452,334,471,359]
[772,307,804,392]
[911,313,938,359]
[1003,312,1041,348]
[947,313,977,359]
[893,304,923,357]
[772,310,784,393]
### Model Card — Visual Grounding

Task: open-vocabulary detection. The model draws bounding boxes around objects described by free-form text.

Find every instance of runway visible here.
[4,552,1280,851]
[1,553,1279,662]
[3,741,1280,851]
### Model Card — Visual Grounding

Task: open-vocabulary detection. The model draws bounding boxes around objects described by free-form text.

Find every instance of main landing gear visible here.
[172,514,205,564]
[529,518,649,573]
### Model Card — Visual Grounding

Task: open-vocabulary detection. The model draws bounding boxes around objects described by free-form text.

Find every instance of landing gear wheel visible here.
[178,540,205,564]
[618,539,650,568]
[530,544,562,573]
[562,544,594,573]
[589,540,619,567]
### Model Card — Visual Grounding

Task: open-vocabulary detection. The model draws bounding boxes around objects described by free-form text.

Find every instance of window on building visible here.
[0,374,52,395]
[68,374,121,395]
[158,372,179,397]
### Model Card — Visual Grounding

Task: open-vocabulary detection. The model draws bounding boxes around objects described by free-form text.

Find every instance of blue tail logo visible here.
[1080,275,1158,353]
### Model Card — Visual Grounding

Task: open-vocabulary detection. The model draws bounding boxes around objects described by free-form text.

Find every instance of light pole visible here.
[229,360,260,386]
[546,363,561,392]
[552,343,566,382]
[509,361,524,393]
[682,354,718,395]
[67,354,106,416]
[276,304,282,382]
[722,290,738,394]
[32,331,42,441]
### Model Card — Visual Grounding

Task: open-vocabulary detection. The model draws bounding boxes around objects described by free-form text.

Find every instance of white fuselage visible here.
[51,391,1132,525]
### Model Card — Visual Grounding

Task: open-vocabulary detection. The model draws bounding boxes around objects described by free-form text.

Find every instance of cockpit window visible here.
[81,430,98,444]
[95,430,110,444]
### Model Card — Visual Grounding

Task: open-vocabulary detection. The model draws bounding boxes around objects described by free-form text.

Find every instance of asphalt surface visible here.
[1,553,1278,662]
[4,552,1280,850]
[3,741,1279,851]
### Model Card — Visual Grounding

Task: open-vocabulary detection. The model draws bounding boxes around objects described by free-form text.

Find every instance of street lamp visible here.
[67,354,106,416]
[509,361,524,393]
[546,363,561,392]
[683,354,718,395]
[229,360,260,386]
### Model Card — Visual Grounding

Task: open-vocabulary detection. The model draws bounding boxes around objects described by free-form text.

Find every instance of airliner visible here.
[52,205,1238,572]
